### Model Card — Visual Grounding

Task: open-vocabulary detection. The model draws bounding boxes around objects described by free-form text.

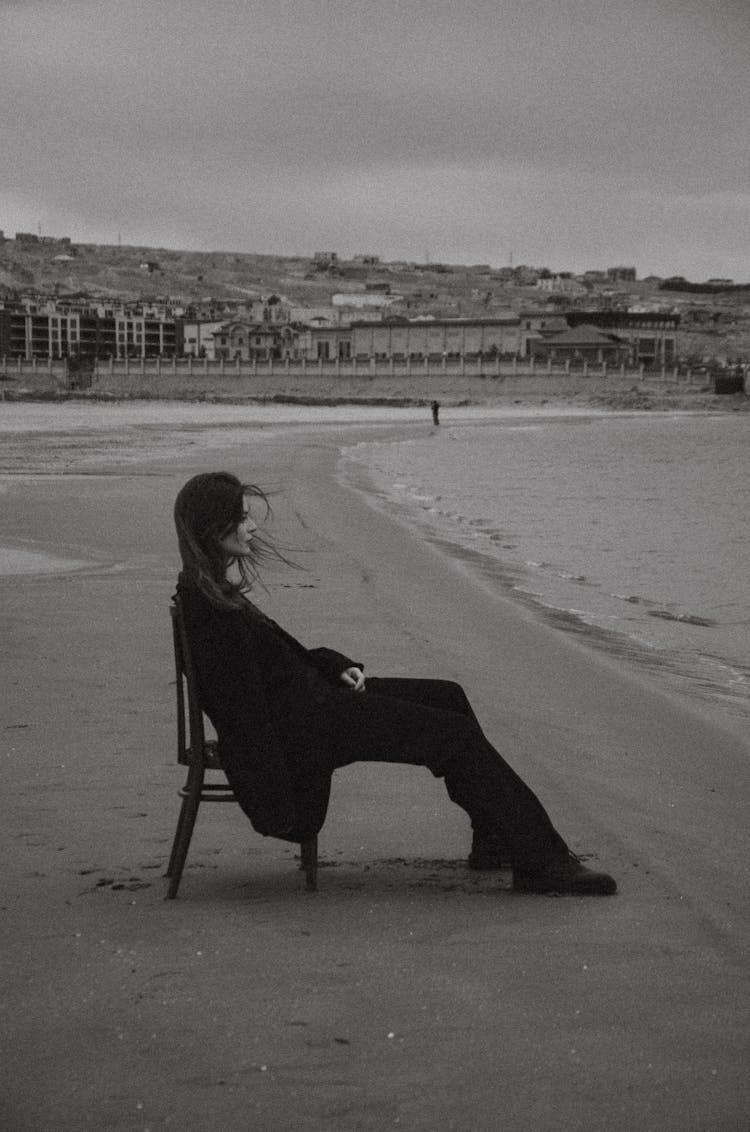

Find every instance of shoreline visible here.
[337,427,750,740]
[2,390,749,413]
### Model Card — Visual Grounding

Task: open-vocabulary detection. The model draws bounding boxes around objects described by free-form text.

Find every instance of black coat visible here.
[177,581,361,841]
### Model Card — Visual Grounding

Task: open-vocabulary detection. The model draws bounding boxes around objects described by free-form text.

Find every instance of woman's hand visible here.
[340,666,366,692]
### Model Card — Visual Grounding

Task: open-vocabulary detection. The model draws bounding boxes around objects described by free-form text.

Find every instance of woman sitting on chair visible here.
[173,471,616,896]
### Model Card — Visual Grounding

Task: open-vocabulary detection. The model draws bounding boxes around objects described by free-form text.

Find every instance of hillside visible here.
[0,241,339,304]
[0,238,663,310]
[1,237,748,361]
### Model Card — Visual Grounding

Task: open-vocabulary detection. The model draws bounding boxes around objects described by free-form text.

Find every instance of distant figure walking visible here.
[431,400,440,426]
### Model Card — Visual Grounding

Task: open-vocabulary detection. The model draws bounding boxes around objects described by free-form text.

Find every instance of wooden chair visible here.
[165,597,318,898]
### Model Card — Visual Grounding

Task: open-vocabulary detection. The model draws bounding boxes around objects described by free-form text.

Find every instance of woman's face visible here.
[218,494,257,558]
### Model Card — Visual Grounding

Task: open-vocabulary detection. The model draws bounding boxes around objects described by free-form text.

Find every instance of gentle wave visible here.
[342,413,750,724]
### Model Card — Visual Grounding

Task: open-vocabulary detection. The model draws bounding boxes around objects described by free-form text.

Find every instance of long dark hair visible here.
[174,471,290,609]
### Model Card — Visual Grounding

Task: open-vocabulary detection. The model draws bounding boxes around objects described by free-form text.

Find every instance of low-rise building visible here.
[566,310,678,366]
[288,305,343,325]
[298,325,352,361]
[529,325,629,365]
[350,314,521,360]
[537,274,587,296]
[581,270,608,284]
[243,295,291,323]
[212,321,297,361]
[511,265,542,286]
[520,309,679,366]
[332,292,395,309]
[607,266,637,282]
[296,314,523,363]
[519,310,569,355]
[179,320,226,359]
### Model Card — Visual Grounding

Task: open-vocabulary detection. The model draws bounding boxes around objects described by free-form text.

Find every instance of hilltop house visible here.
[536,274,587,296]
[332,292,396,310]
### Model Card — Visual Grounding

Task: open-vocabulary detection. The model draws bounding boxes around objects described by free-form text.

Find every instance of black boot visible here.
[513,853,617,896]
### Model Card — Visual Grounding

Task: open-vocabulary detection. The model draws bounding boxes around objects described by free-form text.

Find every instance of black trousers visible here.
[309,677,570,872]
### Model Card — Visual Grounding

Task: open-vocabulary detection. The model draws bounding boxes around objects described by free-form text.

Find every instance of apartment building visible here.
[0,299,177,359]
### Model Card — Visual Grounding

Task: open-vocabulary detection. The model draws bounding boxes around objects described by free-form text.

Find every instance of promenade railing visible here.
[0,354,707,388]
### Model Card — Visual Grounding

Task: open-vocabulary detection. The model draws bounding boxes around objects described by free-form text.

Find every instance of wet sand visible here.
[1,411,749,1131]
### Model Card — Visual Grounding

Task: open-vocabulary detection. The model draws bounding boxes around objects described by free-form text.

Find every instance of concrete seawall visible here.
[0,356,707,404]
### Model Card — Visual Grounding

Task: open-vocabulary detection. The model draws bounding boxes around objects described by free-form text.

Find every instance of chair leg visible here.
[300,836,318,892]
[165,794,191,878]
[165,793,200,899]
[165,771,203,899]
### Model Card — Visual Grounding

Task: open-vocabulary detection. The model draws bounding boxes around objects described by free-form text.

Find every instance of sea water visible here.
[342,412,750,726]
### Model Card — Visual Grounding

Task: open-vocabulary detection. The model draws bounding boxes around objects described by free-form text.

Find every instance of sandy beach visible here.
[1,403,749,1131]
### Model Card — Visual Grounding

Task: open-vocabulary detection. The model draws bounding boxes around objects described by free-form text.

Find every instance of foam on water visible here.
[342,412,750,724]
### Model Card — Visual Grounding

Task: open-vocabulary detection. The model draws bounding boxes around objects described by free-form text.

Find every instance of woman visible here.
[174,471,616,896]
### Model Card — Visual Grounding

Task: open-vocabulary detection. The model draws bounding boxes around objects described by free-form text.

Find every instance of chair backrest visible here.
[170,596,210,767]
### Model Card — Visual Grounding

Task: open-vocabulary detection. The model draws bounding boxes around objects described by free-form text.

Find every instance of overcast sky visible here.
[2,0,748,279]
